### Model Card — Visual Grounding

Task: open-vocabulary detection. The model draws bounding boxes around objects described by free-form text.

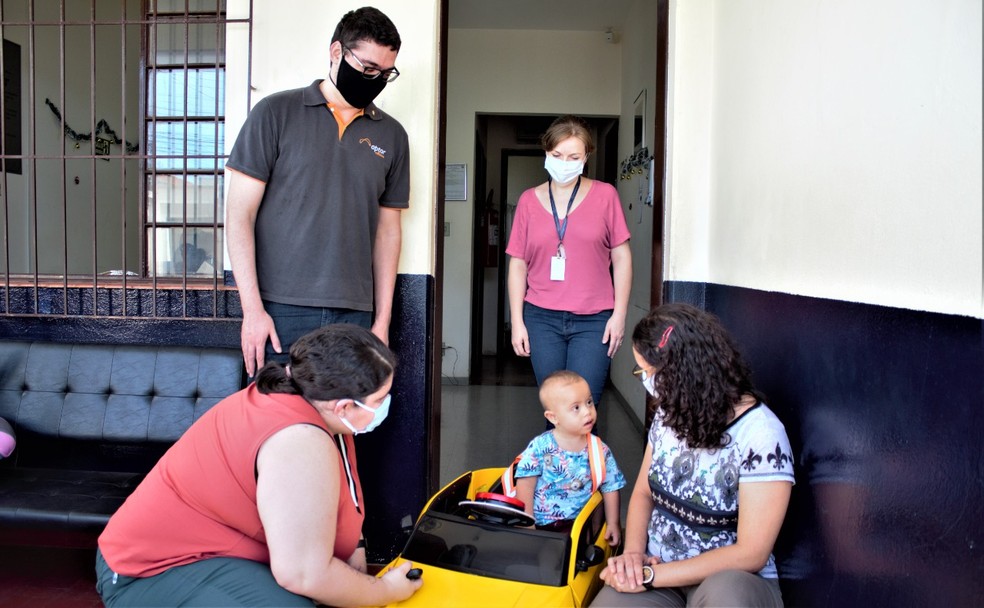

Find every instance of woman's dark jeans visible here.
[523,302,613,407]
[95,548,313,607]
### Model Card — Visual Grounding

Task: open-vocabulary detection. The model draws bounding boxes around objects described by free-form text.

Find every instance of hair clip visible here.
[658,325,674,349]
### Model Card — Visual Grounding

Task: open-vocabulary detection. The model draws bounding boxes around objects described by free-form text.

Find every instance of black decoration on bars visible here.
[44,98,140,154]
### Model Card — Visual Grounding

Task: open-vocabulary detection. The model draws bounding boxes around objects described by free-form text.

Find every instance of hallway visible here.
[440,357,647,491]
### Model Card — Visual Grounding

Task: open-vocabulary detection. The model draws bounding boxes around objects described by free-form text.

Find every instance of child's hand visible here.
[605,524,621,547]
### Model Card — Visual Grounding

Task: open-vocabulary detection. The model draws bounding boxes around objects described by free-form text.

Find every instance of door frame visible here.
[495,149,547,361]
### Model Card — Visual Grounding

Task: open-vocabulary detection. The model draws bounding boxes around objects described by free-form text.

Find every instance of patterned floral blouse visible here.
[645,403,795,578]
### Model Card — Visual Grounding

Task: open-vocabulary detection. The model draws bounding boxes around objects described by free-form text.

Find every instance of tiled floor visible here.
[1,356,647,604]
[439,381,647,498]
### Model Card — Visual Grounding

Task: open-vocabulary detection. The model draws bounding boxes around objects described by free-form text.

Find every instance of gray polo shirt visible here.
[227,80,410,310]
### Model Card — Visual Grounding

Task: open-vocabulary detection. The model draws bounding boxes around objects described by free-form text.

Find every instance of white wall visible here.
[667,0,983,319]
[226,0,441,277]
[444,28,622,378]
[610,0,661,422]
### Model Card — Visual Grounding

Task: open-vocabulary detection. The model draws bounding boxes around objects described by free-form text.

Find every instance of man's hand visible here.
[225,168,272,377]
[371,208,402,348]
[241,309,280,376]
[371,319,390,346]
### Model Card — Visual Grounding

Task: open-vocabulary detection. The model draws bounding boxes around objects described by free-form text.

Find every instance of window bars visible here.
[0,0,252,319]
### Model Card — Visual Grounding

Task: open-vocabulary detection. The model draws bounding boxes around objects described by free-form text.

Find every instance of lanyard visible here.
[334,434,361,513]
[548,175,581,245]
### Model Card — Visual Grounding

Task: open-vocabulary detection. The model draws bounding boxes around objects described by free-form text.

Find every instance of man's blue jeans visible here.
[263,300,372,364]
[523,302,613,407]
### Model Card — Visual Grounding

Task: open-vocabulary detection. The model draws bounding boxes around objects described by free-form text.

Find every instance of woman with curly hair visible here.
[593,303,794,607]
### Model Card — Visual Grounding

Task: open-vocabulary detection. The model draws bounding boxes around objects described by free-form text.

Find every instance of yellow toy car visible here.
[377,467,614,607]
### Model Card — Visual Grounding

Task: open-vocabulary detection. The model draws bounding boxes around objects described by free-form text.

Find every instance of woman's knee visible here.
[689,570,782,608]
[591,585,686,608]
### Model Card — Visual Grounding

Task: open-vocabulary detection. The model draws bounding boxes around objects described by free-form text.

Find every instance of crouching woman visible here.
[96,324,421,607]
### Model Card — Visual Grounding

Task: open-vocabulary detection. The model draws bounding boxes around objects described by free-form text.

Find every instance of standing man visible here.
[226,6,408,376]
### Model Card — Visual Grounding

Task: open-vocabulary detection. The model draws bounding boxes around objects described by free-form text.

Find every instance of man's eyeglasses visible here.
[344,46,400,82]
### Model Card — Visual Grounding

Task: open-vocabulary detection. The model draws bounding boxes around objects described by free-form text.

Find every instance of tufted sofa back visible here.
[0,341,244,473]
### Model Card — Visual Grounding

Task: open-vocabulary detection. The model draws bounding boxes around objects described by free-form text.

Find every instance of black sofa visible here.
[0,340,244,545]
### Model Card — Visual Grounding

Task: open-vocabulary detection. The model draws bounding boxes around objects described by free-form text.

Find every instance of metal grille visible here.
[0,0,252,319]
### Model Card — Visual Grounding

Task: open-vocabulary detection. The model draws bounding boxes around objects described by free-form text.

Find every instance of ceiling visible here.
[448,0,633,32]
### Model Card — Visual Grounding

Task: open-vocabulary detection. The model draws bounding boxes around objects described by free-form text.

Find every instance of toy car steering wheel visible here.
[458,492,535,527]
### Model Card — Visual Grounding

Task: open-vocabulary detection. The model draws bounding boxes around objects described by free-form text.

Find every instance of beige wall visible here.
[443,28,623,379]
[226,0,441,276]
[667,0,983,318]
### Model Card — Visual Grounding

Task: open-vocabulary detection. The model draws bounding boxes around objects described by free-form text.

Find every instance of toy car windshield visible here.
[401,511,570,586]
[380,469,612,607]
[398,470,574,587]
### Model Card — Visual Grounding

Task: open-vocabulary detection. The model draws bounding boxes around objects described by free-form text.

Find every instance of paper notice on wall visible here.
[446,163,467,201]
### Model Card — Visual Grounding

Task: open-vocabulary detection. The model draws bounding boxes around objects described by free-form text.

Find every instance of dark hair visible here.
[332,6,401,52]
[541,115,595,155]
[632,303,764,449]
[255,324,397,402]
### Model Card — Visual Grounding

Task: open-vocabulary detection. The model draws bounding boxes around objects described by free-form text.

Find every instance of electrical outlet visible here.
[444,222,451,237]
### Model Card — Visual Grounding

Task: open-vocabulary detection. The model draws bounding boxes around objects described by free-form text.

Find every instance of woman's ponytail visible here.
[255,361,300,395]
[254,325,396,402]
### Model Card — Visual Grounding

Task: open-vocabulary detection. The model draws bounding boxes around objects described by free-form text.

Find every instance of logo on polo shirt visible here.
[359,138,387,159]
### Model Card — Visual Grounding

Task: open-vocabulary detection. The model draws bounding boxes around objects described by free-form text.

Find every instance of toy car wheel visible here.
[458,492,535,527]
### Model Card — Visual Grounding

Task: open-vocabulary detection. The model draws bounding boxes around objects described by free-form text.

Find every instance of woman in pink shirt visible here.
[506,115,632,411]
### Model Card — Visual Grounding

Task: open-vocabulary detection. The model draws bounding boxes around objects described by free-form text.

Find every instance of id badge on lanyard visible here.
[548,177,580,282]
[551,243,566,281]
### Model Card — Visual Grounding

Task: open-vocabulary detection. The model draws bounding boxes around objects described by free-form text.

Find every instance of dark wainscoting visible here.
[0,274,435,565]
[0,315,242,348]
[665,281,984,607]
[0,286,242,318]
[356,274,435,562]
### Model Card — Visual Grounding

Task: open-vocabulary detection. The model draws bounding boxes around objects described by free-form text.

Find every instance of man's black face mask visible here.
[333,53,388,109]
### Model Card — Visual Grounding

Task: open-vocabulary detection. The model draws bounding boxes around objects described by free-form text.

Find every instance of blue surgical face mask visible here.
[340,394,391,435]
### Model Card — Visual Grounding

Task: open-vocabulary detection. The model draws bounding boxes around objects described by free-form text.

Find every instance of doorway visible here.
[468,114,619,385]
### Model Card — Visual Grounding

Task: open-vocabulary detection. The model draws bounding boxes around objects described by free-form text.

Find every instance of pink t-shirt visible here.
[506,180,630,315]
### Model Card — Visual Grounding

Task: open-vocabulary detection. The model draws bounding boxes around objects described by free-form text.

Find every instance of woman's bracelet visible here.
[356,538,367,549]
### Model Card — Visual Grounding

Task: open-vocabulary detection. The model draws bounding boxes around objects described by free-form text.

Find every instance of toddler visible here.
[510,370,625,545]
